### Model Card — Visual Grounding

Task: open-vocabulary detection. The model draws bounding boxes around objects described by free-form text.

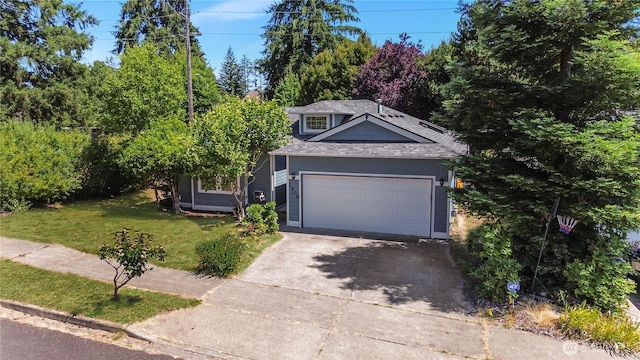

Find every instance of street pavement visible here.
[0,234,618,359]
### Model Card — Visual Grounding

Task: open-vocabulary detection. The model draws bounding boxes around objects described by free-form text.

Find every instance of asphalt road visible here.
[0,319,176,360]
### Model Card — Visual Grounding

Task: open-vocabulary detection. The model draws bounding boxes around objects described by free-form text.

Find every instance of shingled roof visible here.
[272,100,467,159]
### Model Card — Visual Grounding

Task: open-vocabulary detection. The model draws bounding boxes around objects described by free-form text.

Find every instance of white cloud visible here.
[192,0,271,23]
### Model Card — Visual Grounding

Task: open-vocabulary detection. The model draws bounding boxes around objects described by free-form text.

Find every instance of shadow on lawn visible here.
[310,238,472,314]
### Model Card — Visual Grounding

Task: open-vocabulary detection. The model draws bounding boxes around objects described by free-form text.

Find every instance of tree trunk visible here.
[171,178,182,214]
[559,45,573,83]
[152,184,161,209]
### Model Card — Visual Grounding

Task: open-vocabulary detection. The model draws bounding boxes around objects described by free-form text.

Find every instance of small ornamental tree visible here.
[98,229,166,300]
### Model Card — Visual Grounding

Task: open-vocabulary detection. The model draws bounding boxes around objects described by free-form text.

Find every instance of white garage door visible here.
[302,174,431,236]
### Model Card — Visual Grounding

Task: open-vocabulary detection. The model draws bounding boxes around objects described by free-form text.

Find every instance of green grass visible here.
[560,302,640,354]
[0,190,280,271]
[0,259,200,324]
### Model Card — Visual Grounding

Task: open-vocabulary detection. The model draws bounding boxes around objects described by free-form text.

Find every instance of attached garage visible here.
[301,174,432,237]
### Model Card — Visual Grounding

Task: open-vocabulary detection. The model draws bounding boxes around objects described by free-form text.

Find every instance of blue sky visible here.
[74,0,463,74]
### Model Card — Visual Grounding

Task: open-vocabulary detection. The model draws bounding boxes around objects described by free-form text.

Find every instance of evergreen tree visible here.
[113,0,201,56]
[260,0,361,95]
[443,0,640,309]
[218,47,246,96]
[239,55,256,91]
[0,0,97,126]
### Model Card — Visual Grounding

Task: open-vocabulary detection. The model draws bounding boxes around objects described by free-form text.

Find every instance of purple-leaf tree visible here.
[353,33,431,119]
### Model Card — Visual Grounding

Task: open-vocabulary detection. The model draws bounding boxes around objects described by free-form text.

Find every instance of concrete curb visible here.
[0,299,153,342]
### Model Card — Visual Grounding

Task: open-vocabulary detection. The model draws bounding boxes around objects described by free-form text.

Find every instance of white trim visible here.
[192,204,234,212]
[180,201,192,209]
[307,114,430,143]
[299,171,436,237]
[301,114,329,134]
[270,154,275,202]
[197,178,239,195]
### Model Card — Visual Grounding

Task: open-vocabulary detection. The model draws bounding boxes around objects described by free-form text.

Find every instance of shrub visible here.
[560,302,640,354]
[468,223,522,303]
[75,134,139,199]
[564,234,636,311]
[194,232,247,277]
[0,120,89,211]
[243,201,279,238]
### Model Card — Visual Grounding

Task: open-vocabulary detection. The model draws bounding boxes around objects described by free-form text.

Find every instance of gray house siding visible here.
[433,187,448,233]
[322,121,415,142]
[179,177,192,205]
[247,155,272,204]
[288,156,450,234]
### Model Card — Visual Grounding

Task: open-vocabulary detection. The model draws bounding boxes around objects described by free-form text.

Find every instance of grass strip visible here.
[0,259,200,324]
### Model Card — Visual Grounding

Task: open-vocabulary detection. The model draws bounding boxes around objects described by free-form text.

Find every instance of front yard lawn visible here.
[0,190,280,272]
[0,259,200,324]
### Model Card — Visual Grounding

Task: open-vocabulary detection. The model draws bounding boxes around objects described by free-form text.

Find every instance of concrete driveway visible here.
[239,231,471,315]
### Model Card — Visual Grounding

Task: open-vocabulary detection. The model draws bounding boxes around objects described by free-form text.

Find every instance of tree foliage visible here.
[0,0,97,126]
[260,0,361,94]
[113,0,201,56]
[0,120,89,211]
[353,34,432,120]
[444,0,640,310]
[119,116,199,213]
[100,44,186,134]
[193,97,291,219]
[298,34,376,104]
[274,73,302,107]
[218,47,247,96]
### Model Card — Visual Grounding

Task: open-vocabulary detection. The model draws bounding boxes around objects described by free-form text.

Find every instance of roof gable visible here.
[319,120,421,143]
[309,114,431,143]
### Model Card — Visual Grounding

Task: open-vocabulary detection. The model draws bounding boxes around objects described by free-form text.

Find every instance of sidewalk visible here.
[0,236,618,359]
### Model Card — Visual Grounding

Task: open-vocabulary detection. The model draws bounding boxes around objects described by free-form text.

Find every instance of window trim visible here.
[302,114,329,134]
[197,177,239,194]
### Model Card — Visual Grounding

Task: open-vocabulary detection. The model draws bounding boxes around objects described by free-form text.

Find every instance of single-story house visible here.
[181,99,467,239]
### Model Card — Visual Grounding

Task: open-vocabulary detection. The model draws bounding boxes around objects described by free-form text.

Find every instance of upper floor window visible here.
[303,115,328,133]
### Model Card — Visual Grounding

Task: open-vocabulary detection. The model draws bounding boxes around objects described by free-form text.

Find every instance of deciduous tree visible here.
[118,116,198,213]
[100,44,186,134]
[193,97,291,219]
[99,229,166,300]
[298,34,376,104]
[353,34,431,120]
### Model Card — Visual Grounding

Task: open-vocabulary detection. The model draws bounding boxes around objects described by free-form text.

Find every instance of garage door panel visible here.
[302,175,431,237]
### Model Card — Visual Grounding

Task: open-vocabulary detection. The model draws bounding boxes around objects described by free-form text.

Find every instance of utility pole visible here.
[184,0,194,124]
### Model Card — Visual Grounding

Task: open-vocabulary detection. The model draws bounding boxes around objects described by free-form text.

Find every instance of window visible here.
[304,115,328,132]
[197,177,237,194]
